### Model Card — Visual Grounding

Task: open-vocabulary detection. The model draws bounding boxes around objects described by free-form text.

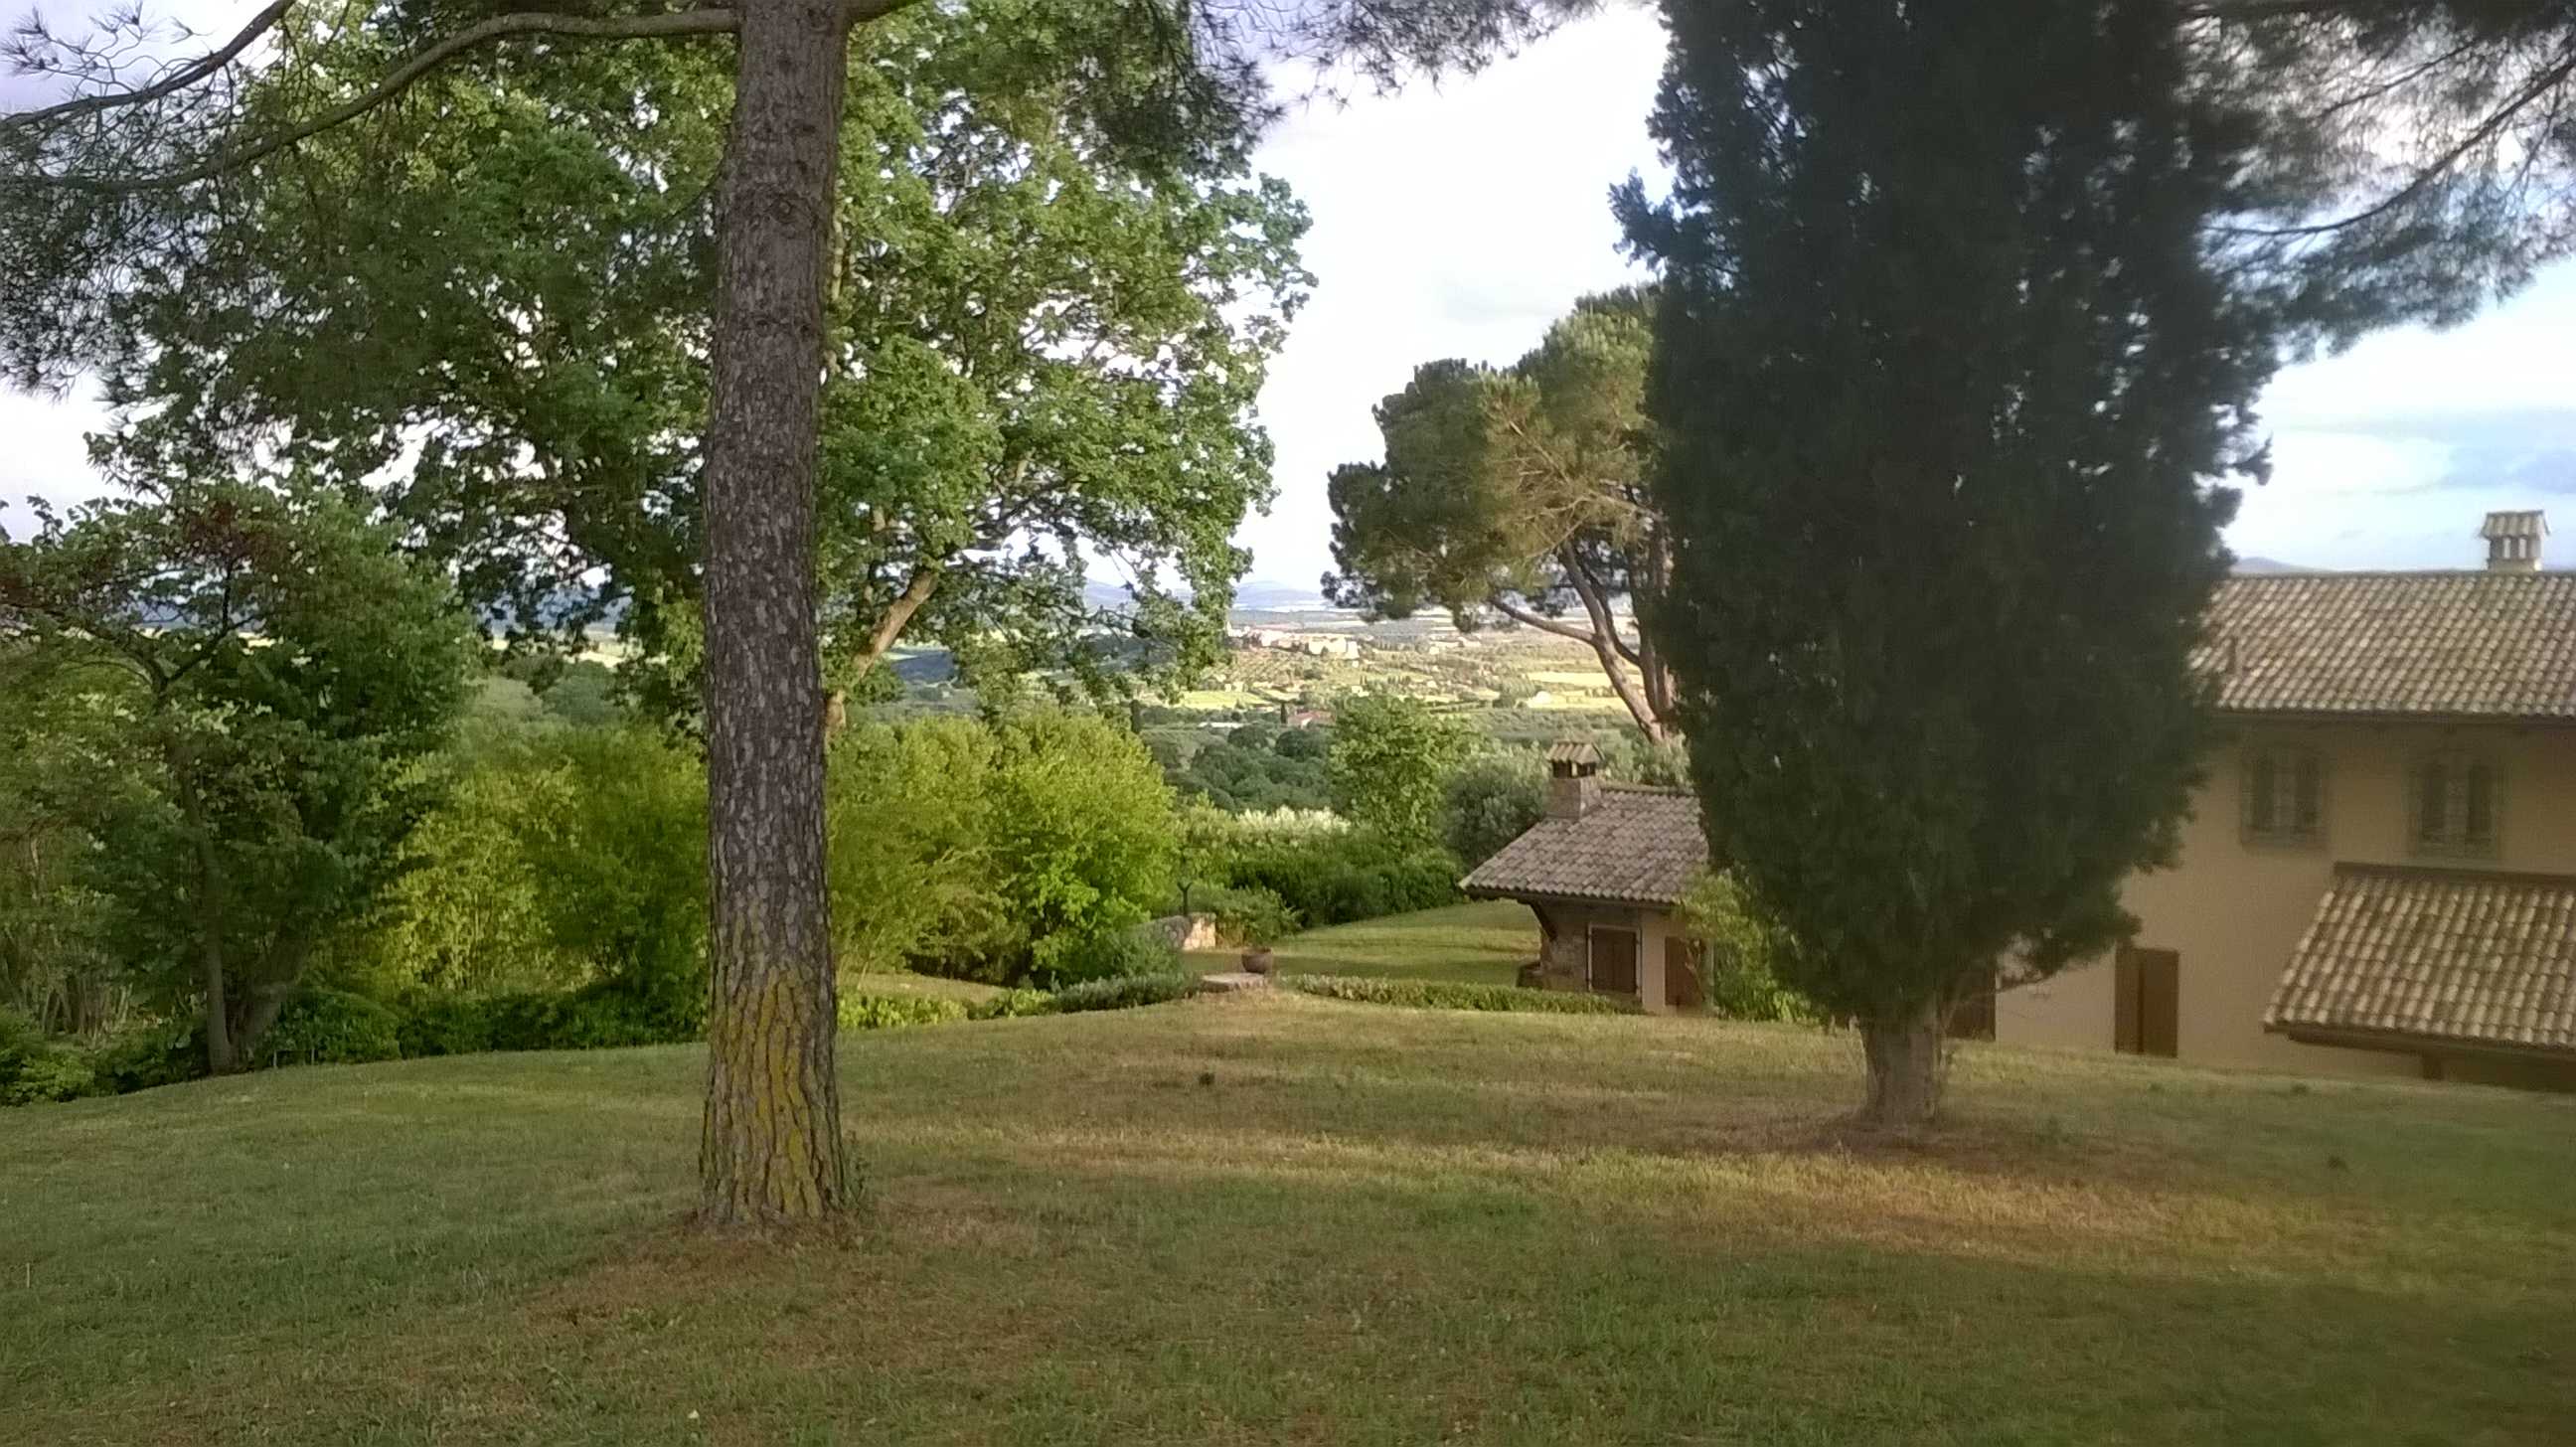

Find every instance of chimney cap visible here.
[2481,510,2547,540]
[1545,737,1601,767]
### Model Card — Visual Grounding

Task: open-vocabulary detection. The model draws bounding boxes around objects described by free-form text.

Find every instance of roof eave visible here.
[2265,1021,2576,1063]
[2217,707,2576,727]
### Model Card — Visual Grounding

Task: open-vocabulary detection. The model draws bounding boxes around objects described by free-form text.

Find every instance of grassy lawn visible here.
[1193,898,1542,985]
[4,995,2573,1444]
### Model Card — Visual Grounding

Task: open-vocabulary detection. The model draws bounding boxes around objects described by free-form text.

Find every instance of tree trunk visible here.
[696,0,856,1230]
[169,736,236,1074]
[1855,997,1947,1132]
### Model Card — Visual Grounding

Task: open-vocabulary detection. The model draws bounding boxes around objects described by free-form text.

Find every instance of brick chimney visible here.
[2482,511,2546,572]
[1545,738,1602,820]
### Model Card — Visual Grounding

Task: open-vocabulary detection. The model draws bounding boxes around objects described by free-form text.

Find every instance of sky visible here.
[5,2,2575,585]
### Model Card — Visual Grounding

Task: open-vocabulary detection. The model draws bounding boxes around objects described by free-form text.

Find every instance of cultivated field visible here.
[5,993,2571,1444]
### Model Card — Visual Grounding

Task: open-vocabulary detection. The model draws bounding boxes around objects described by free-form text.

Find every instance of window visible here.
[2241,744,2324,846]
[2410,750,2500,858]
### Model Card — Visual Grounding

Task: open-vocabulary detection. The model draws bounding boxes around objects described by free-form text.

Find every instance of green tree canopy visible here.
[1325,289,1679,740]
[1621,0,2279,1128]
[0,482,478,1072]
[1326,693,1475,848]
[49,10,1310,711]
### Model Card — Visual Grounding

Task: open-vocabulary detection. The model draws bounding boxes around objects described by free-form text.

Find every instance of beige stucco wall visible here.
[1999,720,2576,1074]
[1525,899,1691,1013]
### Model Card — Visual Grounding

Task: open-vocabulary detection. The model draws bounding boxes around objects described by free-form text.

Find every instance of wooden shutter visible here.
[1589,927,1638,995]
[1664,936,1704,1010]
[2114,947,2178,1058]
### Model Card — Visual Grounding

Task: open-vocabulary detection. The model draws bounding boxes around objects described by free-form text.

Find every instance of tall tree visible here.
[1620,0,2279,1129]
[0,0,1588,1227]
[60,13,1310,722]
[0,482,477,1072]
[1325,290,1680,740]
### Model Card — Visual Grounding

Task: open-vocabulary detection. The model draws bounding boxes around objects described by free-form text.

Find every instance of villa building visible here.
[2000,511,2576,1089]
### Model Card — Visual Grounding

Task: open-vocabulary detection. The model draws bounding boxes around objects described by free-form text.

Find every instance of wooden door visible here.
[1664,936,1705,1010]
[1589,926,1639,995]
[2114,947,2179,1057]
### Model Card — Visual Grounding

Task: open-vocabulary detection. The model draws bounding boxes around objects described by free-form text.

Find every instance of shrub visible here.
[1047,927,1183,987]
[1326,694,1476,847]
[1195,885,1298,946]
[1052,973,1203,1013]
[395,983,703,1057]
[251,987,405,1068]
[1442,753,1547,869]
[0,1005,96,1104]
[1677,871,1824,1024]
[965,988,1058,1021]
[84,1016,203,1093]
[1217,829,1459,928]
[828,710,1178,985]
[1280,975,1633,1015]
[838,994,970,1032]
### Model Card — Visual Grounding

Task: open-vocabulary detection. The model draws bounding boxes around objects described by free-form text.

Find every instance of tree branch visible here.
[1489,591,1599,645]
[22,7,758,193]
[2216,37,2576,241]
[856,560,943,671]
[5,0,293,130]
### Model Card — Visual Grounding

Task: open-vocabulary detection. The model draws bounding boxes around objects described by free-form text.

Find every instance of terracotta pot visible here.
[1241,946,1275,976]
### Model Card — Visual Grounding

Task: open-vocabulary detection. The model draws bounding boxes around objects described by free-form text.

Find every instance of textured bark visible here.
[1855,997,1948,1132]
[697,0,856,1230]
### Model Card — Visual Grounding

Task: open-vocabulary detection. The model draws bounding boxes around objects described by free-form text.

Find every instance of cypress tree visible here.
[1619,0,2280,1127]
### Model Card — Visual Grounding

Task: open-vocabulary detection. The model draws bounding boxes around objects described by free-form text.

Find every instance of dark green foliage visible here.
[370,724,710,1030]
[395,985,704,1057]
[1325,290,1681,740]
[1051,973,1203,1013]
[0,482,479,1072]
[1159,724,1334,812]
[1280,975,1630,1015]
[251,988,405,1069]
[0,1006,94,1105]
[965,988,1059,1021]
[537,661,624,727]
[1214,831,1459,929]
[1620,0,2277,1050]
[1677,874,1823,1026]
[1441,754,1546,869]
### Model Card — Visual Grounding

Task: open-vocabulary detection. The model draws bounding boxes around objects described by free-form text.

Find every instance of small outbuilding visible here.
[1461,740,1710,1012]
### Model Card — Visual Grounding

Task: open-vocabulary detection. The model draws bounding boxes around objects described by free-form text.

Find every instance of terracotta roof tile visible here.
[1460,787,1705,907]
[2203,572,2576,721]
[2266,864,2576,1055]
